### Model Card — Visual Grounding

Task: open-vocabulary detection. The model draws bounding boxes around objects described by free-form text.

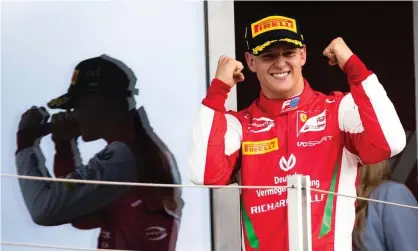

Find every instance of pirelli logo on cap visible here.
[71,70,80,85]
[242,138,279,155]
[251,16,297,38]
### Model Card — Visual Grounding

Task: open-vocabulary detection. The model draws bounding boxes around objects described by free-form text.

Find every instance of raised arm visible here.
[53,139,81,178]
[16,141,137,226]
[51,111,83,178]
[188,56,244,185]
[54,140,104,229]
[323,38,406,163]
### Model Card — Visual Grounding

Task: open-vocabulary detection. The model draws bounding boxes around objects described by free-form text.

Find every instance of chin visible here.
[271,80,295,94]
[81,133,100,142]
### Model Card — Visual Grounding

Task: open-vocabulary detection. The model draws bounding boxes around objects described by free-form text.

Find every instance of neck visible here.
[257,77,313,117]
[103,113,136,143]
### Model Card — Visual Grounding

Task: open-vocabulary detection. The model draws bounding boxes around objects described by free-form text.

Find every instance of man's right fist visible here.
[51,111,80,143]
[214,56,245,87]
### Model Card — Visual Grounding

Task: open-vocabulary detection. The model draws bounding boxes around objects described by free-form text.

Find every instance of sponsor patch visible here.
[279,153,296,172]
[281,96,300,113]
[251,15,297,38]
[242,138,279,155]
[299,113,307,123]
[296,110,327,137]
[248,117,275,133]
[145,226,168,241]
[71,70,80,85]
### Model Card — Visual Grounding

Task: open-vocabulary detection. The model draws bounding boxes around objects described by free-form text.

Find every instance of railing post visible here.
[287,174,312,251]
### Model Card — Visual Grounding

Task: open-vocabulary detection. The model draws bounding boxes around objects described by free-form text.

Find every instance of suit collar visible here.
[258,79,314,117]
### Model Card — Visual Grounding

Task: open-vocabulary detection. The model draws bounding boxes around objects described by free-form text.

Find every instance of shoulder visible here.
[235,98,265,120]
[308,88,348,109]
[371,181,411,197]
[370,181,417,205]
[323,90,351,105]
[64,141,139,184]
[90,141,137,166]
[224,103,254,129]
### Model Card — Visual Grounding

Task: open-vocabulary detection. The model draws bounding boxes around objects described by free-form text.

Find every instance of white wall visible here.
[205,1,242,251]
[1,1,211,250]
[414,2,418,185]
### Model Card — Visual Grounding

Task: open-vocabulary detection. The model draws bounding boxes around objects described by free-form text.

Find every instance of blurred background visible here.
[1,1,211,250]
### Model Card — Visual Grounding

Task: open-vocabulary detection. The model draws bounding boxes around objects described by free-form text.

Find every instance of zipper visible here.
[286,113,289,159]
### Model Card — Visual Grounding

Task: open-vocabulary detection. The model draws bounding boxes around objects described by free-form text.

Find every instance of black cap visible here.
[245,14,304,55]
[47,54,138,110]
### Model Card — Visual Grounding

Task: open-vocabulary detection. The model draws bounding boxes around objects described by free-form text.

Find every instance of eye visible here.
[283,50,297,57]
[260,53,276,60]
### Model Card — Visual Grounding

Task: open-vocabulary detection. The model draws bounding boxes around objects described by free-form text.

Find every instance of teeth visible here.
[272,72,289,78]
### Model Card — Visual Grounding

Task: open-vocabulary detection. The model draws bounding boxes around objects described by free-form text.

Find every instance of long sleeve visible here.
[52,139,103,229]
[338,54,406,164]
[16,141,138,226]
[53,139,81,178]
[188,79,242,185]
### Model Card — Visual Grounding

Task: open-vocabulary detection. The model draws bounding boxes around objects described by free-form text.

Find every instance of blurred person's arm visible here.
[16,140,138,226]
[54,141,103,229]
[375,182,418,251]
[49,113,103,229]
[337,54,406,164]
[53,139,80,178]
[51,111,82,178]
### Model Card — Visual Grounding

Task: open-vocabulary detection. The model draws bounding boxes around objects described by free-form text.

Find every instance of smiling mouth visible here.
[270,71,291,79]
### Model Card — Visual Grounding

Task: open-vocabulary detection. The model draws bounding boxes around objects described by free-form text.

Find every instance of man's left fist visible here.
[323,37,354,69]
[18,106,50,131]
[17,106,50,151]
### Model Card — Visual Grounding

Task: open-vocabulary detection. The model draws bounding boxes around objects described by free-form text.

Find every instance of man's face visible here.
[245,43,307,99]
[74,92,106,142]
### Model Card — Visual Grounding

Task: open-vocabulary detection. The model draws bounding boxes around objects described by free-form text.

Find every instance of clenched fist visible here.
[323,37,354,70]
[214,56,245,87]
[17,106,50,151]
[51,111,80,143]
[18,106,50,131]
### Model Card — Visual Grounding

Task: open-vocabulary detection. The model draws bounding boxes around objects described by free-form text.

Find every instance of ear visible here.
[244,52,257,72]
[300,45,307,66]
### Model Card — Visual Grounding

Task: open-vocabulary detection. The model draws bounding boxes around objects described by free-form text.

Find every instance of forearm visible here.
[15,142,137,226]
[54,139,81,177]
[189,79,241,185]
[16,130,37,154]
[16,146,66,225]
[341,55,406,159]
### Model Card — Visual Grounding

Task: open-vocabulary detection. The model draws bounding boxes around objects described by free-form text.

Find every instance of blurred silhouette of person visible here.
[352,160,418,251]
[15,54,184,250]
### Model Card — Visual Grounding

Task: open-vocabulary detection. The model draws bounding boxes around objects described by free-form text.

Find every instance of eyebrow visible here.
[261,48,296,55]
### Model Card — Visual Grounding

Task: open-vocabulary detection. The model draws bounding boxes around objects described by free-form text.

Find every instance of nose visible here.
[273,55,287,69]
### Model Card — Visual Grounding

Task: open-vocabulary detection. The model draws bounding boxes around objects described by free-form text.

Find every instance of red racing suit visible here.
[188,54,406,251]
[53,138,183,251]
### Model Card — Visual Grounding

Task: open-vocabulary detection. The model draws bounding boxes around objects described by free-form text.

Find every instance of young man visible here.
[188,14,406,251]
[16,54,183,250]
